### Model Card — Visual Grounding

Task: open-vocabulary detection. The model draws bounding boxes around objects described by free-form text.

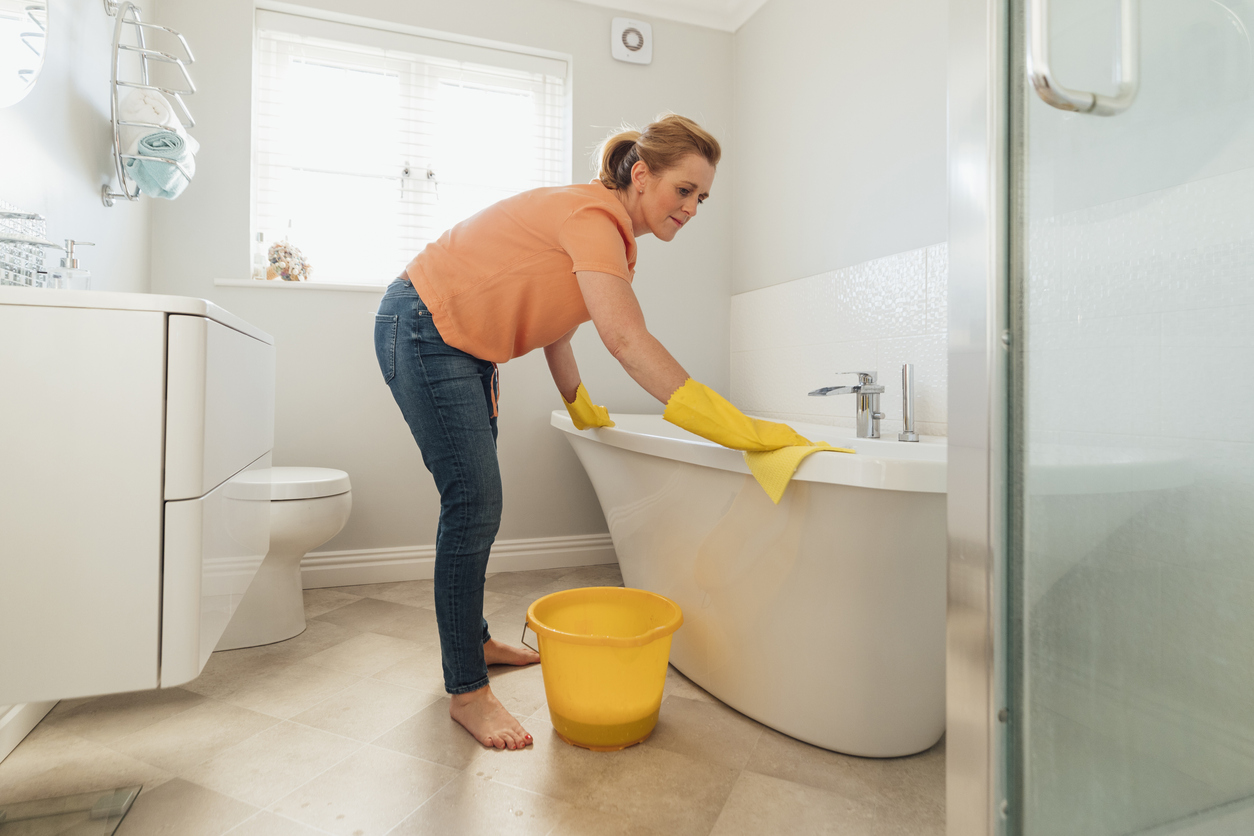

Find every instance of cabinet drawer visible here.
[161,454,272,687]
[165,316,275,500]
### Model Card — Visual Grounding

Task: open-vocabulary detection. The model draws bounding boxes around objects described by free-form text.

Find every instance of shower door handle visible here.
[1028,0,1139,115]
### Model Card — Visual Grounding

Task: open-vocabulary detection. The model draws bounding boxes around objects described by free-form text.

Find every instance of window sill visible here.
[214,278,388,293]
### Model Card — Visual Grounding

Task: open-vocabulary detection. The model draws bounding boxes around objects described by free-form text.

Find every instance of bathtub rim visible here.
[551,410,947,494]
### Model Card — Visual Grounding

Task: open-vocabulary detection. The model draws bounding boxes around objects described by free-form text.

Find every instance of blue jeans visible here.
[374,278,501,695]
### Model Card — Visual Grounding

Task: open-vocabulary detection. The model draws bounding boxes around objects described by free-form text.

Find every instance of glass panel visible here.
[1012,0,1254,833]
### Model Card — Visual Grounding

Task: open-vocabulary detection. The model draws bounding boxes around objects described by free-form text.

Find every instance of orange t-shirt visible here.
[404,181,637,363]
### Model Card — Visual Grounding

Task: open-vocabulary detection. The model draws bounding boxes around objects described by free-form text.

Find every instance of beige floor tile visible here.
[362,579,435,608]
[647,695,765,771]
[183,646,296,700]
[107,700,279,774]
[320,581,404,598]
[302,588,361,619]
[271,745,456,836]
[483,571,566,597]
[391,773,569,836]
[38,688,205,745]
[314,598,441,646]
[311,597,421,633]
[469,715,613,805]
[114,778,257,836]
[662,665,718,704]
[851,738,946,833]
[256,620,363,668]
[291,679,440,742]
[486,664,549,718]
[371,698,488,770]
[182,620,358,700]
[225,810,332,835]
[218,661,361,720]
[180,721,363,809]
[743,727,890,803]
[0,726,172,806]
[578,742,739,836]
[420,590,519,617]
[301,632,426,677]
[371,643,448,696]
[553,564,623,588]
[709,771,879,836]
[547,804,669,836]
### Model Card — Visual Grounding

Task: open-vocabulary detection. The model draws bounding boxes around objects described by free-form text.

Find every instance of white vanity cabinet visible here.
[0,288,275,704]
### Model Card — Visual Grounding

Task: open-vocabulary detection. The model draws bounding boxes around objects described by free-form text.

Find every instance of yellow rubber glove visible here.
[663,379,812,451]
[564,383,615,430]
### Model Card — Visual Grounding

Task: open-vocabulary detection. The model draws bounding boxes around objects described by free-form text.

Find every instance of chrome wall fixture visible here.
[101,1,196,207]
[1027,0,1139,114]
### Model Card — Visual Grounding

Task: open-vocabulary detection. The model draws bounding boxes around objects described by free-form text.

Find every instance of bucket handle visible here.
[520,617,538,654]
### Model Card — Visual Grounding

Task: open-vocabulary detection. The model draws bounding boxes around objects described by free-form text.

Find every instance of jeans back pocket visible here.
[374,314,399,383]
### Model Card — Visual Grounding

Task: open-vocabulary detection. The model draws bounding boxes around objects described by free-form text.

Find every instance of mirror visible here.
[0,0,47,108]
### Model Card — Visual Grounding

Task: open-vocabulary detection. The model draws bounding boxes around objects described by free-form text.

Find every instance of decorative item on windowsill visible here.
[266,240,310,281]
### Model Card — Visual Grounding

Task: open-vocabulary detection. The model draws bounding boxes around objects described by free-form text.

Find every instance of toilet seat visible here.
[225,467,351,501]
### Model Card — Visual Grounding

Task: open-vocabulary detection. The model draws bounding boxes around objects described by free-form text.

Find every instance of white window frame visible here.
[242,2,574,290]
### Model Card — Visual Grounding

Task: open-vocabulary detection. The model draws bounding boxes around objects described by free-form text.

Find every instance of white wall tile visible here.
[731,245,949,435]
[877,334,948,429]
[925,244,948,336]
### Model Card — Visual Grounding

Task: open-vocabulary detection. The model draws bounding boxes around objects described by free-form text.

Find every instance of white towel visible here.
[118,88,200,160]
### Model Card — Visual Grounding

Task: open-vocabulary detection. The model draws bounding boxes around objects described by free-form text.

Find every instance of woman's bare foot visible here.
[449,685,532,749]
[483,637,540,667]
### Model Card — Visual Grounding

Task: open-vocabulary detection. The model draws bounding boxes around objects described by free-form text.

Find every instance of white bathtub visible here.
[552,411,947,757]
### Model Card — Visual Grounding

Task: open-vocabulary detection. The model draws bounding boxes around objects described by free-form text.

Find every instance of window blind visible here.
[253,11,569,284]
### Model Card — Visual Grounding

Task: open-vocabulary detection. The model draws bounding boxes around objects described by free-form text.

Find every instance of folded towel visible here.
[118,88,200,158]
[125,130,193,199]
[744,442,856,504]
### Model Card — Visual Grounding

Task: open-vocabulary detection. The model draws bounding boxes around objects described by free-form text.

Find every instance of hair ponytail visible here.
[595,114,721,191]
[597,130,643,190]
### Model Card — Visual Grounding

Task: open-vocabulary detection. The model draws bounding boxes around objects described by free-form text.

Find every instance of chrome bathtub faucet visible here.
[809,371,886,438]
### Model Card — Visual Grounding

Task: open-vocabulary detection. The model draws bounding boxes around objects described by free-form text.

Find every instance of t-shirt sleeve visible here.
[557,204,633,280]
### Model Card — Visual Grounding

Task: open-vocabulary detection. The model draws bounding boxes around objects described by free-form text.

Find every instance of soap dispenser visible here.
[52,239,93,290]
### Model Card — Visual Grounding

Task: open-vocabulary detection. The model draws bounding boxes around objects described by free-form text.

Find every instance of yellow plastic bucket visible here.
[525,586,683,751]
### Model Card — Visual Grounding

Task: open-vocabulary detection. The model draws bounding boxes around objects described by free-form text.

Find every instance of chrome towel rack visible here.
[101,0,197,207]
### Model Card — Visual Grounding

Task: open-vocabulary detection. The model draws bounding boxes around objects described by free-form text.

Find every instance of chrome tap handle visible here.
[899,363,919,442]
[838,371,877,385]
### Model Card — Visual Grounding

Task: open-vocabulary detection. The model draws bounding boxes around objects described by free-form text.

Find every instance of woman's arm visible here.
[575,271,690,404]
[543,326,582,403]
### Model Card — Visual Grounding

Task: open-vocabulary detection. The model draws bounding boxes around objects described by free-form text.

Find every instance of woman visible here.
[374,114,808,750]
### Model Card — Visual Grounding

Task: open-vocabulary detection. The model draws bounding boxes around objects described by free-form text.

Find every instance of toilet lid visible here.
[225,467,352,501]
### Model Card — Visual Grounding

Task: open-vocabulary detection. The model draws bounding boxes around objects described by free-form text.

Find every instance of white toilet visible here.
[216,467,352,651]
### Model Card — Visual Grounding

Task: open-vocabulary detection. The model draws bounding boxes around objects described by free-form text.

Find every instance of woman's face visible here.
[630,154,716,242]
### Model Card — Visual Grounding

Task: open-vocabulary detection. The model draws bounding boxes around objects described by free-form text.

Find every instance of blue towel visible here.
[125,130,194,199]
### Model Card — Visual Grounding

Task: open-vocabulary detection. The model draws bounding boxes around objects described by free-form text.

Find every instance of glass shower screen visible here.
[1010,0,1254,833]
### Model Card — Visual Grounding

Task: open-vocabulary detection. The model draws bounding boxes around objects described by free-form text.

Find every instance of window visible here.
[253,11,570,284]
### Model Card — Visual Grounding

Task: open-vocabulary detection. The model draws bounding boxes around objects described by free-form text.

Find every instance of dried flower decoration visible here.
[266,240,310,281]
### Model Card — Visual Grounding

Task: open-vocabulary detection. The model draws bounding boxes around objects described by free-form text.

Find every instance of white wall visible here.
[730,0,947,295]
[148,0,734,563]
[0,0,154,293]
[729,0,949,434]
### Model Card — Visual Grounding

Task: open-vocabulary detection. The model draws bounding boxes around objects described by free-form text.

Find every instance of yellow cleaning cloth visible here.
[744,442,855,504]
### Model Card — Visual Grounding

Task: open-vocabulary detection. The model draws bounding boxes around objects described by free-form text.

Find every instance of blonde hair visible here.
[596,114,722,191]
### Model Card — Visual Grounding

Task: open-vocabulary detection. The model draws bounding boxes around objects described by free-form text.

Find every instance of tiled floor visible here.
[0,565,944,836]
